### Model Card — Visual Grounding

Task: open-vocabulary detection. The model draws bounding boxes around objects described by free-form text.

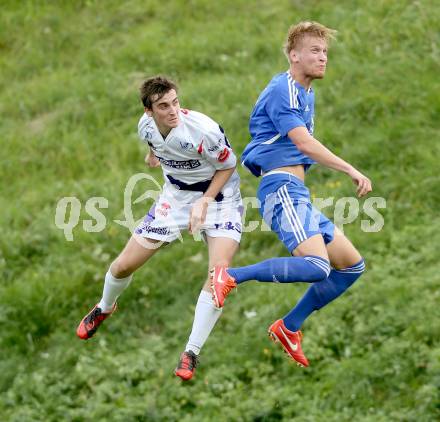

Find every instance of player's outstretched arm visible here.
[189,166,236,234]
[288,126,372,197]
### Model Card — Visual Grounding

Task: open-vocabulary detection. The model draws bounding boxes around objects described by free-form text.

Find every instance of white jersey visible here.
[138,109,240,202]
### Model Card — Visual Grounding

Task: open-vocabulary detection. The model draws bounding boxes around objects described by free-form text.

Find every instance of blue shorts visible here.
[257,172,335,254]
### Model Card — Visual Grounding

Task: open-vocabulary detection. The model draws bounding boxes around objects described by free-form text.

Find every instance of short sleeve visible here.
[138,115,156,143]
[201,124,237,170]
[265,80,306,136]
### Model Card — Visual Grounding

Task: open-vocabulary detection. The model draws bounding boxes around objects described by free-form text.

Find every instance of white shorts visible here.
[134,183,243,243]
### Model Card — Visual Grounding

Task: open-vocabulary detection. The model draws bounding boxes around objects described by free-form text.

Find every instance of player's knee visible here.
[110,259,134,279]
[353,257,365,281]
[345,257,365,277]
[333,257,365,288]
[304,256,331,282]
[357,258,365,275]
[313,266,330,283]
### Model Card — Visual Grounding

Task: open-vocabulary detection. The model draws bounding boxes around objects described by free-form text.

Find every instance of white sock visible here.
[98,270,133,312]
[185,290,223,355]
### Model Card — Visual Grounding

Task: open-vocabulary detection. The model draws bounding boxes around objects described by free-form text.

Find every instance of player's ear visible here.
[144,107,152,117]
[289,49,299,63]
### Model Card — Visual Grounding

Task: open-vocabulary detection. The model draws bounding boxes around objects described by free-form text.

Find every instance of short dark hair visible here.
[139,76,178,109]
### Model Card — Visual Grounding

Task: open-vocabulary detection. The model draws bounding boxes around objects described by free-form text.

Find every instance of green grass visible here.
[1,0,439,420]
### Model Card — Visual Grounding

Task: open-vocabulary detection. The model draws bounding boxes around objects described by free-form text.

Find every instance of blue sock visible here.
[283,259,365,331]
[227,255,330,284]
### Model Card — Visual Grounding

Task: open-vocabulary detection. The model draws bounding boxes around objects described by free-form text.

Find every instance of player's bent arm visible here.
[288,126,352,173]
[203,166,236,201]
[288,126,372,197]
[188,166,236,233]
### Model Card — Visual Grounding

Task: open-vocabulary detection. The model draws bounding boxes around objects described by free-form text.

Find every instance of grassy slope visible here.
[1,0,439,420]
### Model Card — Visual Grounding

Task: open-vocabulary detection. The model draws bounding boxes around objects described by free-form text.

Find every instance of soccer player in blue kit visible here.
[211,22,372,367]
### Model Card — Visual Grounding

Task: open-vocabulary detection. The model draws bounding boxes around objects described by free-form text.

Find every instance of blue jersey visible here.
[242,71,316,177]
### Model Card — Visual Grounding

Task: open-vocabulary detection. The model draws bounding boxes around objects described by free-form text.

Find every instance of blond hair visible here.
[284,21,337,58]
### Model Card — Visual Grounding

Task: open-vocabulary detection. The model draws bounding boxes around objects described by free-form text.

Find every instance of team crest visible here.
[208,139,221,152]
[179,141,193,150]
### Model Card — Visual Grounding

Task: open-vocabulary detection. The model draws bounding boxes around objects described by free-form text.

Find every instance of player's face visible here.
[146,89,181,134]
[292,36,328,80]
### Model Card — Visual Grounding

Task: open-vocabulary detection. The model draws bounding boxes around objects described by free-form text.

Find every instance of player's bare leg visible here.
[109,234,165,277]
[293,233,329,260]
[76,235,165,340]
[326,227,362,269]
[175,236,239,380]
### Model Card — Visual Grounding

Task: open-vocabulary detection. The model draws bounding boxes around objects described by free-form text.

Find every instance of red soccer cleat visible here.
[174,351,199,381]
[268,319,309,367]
[76,303,116,340]
[209,266,237,308]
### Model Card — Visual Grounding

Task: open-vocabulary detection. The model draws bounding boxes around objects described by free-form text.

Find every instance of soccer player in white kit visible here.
[76,76,243,381]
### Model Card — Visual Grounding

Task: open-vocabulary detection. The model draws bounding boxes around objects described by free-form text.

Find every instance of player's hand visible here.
[188,197,212,234]
[348,167,372,197]
[145,152,160,168]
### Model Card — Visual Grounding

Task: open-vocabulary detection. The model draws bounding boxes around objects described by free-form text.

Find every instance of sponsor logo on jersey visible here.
[208,139,222,152]
[157,157,201,169]
[217,147,230,162]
